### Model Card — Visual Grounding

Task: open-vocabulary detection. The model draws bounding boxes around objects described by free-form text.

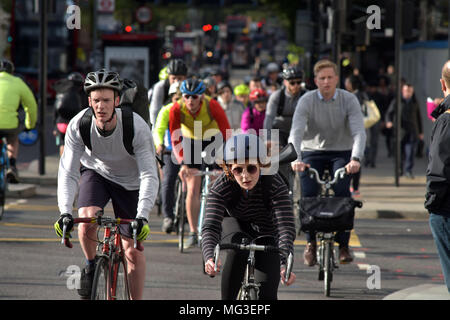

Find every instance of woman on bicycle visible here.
[202,133,296,299]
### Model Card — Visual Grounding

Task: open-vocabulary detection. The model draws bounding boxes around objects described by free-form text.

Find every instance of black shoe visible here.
[6,166,19,184]
[77,263,95,299]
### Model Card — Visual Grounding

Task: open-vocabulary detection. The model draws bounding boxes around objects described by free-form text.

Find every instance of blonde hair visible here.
[313,59,338,77]
[441,60,450,88]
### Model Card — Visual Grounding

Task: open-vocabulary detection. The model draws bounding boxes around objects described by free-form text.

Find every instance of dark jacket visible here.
[425,95,450,216]
[386,94,423,139]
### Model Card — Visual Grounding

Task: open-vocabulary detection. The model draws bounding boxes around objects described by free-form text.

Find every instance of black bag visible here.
[299,197,362,233]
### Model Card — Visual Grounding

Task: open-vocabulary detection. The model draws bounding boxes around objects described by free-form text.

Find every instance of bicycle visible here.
[0,137,9,220]
[213,235,293,300]
[301,167,362,297]
[61,210,142,300]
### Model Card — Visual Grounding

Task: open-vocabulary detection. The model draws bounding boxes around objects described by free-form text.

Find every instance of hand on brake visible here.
[54,213,74,238]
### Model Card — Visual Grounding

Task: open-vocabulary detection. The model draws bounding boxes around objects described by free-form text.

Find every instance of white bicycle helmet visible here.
[84,69,123,94]
[223,133,268,164]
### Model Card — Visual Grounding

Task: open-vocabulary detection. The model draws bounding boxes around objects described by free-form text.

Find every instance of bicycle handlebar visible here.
[305,167,347,187]
[62,216,143,251]
[213,242,293,282]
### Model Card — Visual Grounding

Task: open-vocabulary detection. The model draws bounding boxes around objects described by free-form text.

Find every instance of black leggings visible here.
[220,217,280,300]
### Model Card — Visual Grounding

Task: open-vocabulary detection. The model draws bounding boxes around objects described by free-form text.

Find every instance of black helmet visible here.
[282,66,304,80]
[0,59,14,74]
[67,72,84,84]
[84,69,122,93]
[167,59,188,76]
[180,78,205,95]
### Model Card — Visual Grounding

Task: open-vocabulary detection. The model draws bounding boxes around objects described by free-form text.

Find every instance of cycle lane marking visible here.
[294,230,362,247]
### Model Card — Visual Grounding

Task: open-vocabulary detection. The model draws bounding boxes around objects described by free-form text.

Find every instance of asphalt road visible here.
[0,184,443,301]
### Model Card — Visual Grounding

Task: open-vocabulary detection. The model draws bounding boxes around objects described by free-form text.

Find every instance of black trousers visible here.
[220,217,280,300]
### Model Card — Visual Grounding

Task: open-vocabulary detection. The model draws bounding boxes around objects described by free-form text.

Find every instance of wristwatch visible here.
[351,157,360,162]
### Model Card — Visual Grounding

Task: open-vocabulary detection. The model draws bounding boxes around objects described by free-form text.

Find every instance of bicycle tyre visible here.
[110,255,130,300]
[324,242,332,297]
[91,256,110,300]
[176,181,186,253]
[0,158,7,221]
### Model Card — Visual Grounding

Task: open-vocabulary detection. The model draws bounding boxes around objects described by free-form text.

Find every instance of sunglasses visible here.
[183,94,199,100]
[289,80,302,86]
[231,164,258,176]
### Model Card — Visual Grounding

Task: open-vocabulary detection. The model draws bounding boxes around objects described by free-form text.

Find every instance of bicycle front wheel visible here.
[91,256,110,300]
[110,255,130,300]
[176,182,186,253]
[324,242,332,297]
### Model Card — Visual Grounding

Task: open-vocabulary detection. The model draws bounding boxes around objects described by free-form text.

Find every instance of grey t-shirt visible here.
[288,89,366,162]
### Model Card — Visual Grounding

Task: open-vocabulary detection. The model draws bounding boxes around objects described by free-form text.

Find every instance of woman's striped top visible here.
[201,172,296,266]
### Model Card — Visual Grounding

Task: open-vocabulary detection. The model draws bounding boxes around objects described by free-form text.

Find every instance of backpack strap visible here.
[79,108,93,152]
[120,105,135,156]
[276,88,286,117]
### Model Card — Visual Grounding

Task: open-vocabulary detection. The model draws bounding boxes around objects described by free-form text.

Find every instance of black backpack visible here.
[79,79,149,156]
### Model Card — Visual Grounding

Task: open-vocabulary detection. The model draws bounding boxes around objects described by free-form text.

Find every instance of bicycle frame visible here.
[62,213,140,300]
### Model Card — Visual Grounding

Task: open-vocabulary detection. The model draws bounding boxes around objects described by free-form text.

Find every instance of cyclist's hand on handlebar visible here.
[204,258,221,277]
[280,268,296,286]
[345,160,361,174]
[131,218,150,242]
[291,161,310,172]
[54,213,74,238]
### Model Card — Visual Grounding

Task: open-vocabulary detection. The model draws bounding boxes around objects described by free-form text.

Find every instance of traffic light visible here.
[202,24,212,32]
[125,25,132,33]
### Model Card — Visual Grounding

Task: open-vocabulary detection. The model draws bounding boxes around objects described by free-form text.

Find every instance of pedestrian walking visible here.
[425,60,450,293]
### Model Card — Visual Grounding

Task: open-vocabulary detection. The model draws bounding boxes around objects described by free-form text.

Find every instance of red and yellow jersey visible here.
[169,96,230,163]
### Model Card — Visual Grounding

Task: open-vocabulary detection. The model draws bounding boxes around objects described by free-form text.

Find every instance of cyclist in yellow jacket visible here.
[0,59,37,183]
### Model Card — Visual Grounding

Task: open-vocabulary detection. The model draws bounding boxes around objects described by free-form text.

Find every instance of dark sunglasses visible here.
[289,80,302,86]
[183,94,199,100]
[231,164,258,176]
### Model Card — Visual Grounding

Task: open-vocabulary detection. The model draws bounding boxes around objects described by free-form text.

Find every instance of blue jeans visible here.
[300,150,352,247]
[429,213,450,292]
[401,133,417,174]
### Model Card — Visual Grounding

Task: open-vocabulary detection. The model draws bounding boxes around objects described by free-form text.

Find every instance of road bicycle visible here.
[213,235,293,300]
[0,137,9,220]
[61,210,142,300]
[195,166,221,247]
[301,167,362,297]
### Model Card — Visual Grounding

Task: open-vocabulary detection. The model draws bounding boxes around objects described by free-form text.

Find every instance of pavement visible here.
[6,145,449,300]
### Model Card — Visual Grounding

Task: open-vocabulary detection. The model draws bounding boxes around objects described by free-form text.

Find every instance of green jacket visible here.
[152,101,174,147]
[0,72,38,130]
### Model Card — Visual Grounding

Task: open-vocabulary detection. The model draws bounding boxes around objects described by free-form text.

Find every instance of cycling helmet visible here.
[67,72,84,83]
[282,66,304,80]
[180,78,206,95]
[167,59,188,76]
[223,133,267,164]
[249,88,268,102]
[202,76,216,88]
[266,62,279,73]
[233,84,250,96]
[159,66,168,80]
[84,69,122,93]
[0,59,14,74]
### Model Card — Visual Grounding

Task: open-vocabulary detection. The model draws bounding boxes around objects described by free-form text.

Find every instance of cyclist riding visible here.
[153,82,182,233]
[169,78,230,248]
[289,59,366,266]
[150,59,188,126]
[54,69,159,300]
[0,59,37,183]
[264,66,307,193]
[202,133,296,299]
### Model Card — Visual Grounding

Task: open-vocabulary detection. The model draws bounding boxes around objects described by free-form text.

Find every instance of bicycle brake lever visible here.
[285,252,293,284]
[131,221,138,249]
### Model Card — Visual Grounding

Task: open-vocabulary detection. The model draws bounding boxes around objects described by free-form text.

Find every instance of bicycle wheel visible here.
[174,179,186,253]
[110,255,130,300]
[91,256,110,300]
[0,161,7,221]
[324,242,332,297]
